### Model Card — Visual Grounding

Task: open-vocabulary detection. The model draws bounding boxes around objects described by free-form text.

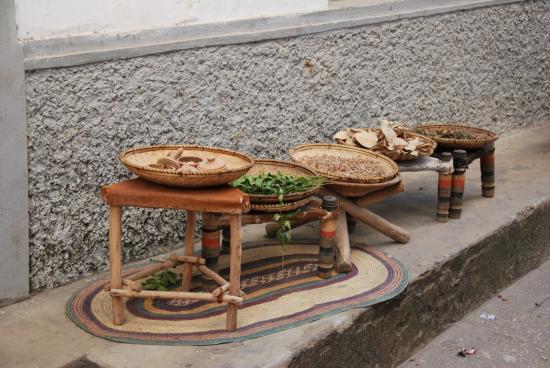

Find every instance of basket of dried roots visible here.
[119,145,254,188]
[334,120,436,161]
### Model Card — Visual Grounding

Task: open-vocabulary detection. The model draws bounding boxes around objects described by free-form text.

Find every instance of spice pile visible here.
[301,154,390,180]
[416,127,476,140]
[334,120,435,160]
[149,148,226,174]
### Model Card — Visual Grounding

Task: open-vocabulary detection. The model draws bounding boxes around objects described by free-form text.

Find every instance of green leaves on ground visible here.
[142,270,178,291]
[231,172,323,200]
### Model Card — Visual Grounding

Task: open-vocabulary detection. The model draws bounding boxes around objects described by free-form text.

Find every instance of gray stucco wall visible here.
[25,0,550,290]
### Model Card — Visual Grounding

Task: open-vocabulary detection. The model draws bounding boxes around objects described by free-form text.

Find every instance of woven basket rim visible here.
[415,124,499,145]
[250,197,311,212]
[288,143,398,183]
[119,145,255,177]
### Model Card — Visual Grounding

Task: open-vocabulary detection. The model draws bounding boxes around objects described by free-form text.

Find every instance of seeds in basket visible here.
[300,154,390,178]
[149,149,227,174]
[417,128,476,140]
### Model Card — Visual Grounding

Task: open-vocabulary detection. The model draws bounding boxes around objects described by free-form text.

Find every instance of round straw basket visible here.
[251,197,311,213]
[244,159,322,204]
[327,175,402,197]
[289,144,398,184]
[119,145,254,188]
[415,124,498,150]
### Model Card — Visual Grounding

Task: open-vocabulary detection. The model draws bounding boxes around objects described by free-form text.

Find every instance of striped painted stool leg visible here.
[437,152,453,223]
[318,196,337,279]
[220,226,231,255]
[201,213,221,292]
[481,147,495,198]
[450,150,468,219]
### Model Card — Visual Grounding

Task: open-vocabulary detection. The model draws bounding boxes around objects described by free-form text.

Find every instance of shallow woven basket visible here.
[119,145,254,188]
[251,197,312,213]
[243,159,322,204]
[353,128,436,161]
[327,175,402,197]
[415,124,499,150]
[289,144,398,184]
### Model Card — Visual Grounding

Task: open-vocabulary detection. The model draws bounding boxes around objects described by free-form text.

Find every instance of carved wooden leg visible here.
[334,208,352,273]
[181,210,196,291]
[481,146,495,198]
[437,152,452,223]
[226,214,242,331]
[318,196,337,279]
[450,150,468,219]
[201,213,221,292]
[108,206,126,325]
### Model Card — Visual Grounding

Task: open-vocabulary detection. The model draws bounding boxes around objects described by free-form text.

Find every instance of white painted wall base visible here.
[15,0,328,40]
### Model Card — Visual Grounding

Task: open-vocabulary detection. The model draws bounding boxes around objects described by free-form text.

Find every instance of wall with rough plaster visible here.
[25,0,550,289]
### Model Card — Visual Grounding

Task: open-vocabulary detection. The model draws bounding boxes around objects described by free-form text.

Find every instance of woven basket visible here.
[327,175,402,197]
[250,197,312,213]
[415,124,498,150]
[363,129,435,161]
[289,144,398,184]
[244,159,322,204]
[119,145,254,188]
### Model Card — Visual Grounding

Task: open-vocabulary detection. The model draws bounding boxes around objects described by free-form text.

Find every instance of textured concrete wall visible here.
[0,0,30,304]
[25,0,550,289]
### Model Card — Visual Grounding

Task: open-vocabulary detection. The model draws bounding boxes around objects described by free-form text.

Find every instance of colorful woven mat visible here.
[67,241,408,345]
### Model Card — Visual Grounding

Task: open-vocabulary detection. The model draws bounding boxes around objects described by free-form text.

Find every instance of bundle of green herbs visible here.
[142,270,178,291]
[232,172,324,252]
[231,172,323,202]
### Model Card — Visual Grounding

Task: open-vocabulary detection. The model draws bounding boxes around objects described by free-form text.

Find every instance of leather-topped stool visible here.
[101,178,250,331]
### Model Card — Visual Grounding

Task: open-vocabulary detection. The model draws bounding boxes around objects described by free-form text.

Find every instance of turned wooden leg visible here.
[450,150,468,219]
[108,206,126,325]
[201,213,221,292]
[226,214,242,331]
[335,208,352,273]
[437,152,452,223]
[181,210,196,292]
[318,196,337,279]
[481,146,495,198]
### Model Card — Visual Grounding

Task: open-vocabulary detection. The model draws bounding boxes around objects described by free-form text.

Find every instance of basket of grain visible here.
[289,144,398,184]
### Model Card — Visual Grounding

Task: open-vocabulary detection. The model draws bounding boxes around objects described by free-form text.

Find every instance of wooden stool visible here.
[202,196,340,283]
[100,178,250,331]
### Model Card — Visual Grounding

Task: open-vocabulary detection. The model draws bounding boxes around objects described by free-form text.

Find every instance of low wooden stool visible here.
[100,178,250,331]
[206,196,340,281]
[433,143,496,219]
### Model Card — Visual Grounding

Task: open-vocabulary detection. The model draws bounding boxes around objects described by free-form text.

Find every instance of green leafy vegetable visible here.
[231,172,323,197]
[142,270,178,291]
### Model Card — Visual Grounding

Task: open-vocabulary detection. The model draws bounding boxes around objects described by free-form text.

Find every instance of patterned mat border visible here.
[66,241,409,345]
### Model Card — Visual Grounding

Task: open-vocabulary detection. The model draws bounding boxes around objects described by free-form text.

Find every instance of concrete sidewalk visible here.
[0,124,549,368]
[400,260,550,368]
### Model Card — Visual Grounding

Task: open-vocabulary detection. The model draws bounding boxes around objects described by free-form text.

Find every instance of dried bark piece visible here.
[157,157,180,169]
[354,131,379,149]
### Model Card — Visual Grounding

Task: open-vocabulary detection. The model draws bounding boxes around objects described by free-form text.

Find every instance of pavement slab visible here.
[399,260,550,368]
